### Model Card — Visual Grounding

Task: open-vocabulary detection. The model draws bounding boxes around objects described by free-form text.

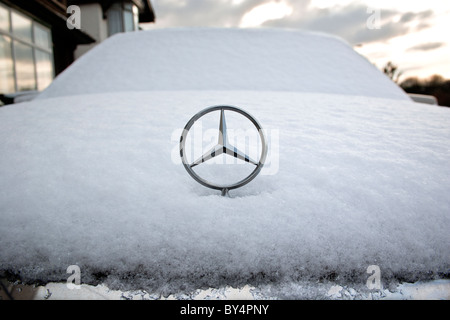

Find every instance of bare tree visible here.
[383,61,403,84]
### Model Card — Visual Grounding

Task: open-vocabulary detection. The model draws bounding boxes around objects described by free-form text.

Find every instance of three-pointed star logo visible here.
[180,105,267,194]
[189,109,258,168]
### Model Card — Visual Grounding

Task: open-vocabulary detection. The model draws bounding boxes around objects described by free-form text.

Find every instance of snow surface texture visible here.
[0,29,448,296]
[1,90,449,295]
[37,28,408,100]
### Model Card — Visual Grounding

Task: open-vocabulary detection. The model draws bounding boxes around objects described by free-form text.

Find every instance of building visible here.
[70,0,156,58]
[0,0,155,101]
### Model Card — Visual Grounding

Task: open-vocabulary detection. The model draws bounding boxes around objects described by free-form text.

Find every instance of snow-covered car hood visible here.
[1,90,449,294]
[1,28,449,297]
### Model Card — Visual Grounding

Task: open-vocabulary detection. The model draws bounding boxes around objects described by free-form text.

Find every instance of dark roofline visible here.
[139,0,155,23]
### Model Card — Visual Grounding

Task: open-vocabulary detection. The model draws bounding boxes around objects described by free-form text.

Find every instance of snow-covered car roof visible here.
[38,28,408,100]
[0,28,449,298]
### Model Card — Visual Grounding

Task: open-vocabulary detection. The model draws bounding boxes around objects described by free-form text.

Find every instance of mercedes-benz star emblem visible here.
[180,105,268,196]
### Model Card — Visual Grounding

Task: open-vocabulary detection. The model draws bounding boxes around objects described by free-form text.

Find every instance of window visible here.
[0,3,54,93]
[12,11,33,43]
[0,35,14,93]
[107,2,139,36]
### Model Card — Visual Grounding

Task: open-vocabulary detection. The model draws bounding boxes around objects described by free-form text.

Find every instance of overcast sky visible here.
[142,0,450,81]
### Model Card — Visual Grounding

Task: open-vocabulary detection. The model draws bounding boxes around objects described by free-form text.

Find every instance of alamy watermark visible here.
[66,5,383,34]
[366,265,382,290]
[171,124,280,176]
[66,5,81,30]
[366,7,381,30]
[66,265,81,289]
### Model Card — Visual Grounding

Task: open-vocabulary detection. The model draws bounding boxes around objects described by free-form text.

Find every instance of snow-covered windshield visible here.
[38,28,408,100]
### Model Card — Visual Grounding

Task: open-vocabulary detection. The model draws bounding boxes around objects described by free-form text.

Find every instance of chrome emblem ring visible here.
[180,105,268,195]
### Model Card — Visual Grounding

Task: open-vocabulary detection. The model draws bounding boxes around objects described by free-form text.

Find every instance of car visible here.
[407,93,438,105]
[0,28,449,300]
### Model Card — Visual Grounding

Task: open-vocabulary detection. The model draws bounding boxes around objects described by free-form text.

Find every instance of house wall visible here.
[74,3,107,58]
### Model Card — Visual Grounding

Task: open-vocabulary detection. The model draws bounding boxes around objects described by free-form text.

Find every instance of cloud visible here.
[407,42,445,52]
[263,3,436,45]
[149,1,436,46]
[399,10,433,23]
[151,0,268,28]
[240,1,294,28]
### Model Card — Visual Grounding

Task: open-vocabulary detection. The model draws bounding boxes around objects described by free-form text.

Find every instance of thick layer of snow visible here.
[37,28,409,100]
[1,90,449,295]
[1,28,448,297]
